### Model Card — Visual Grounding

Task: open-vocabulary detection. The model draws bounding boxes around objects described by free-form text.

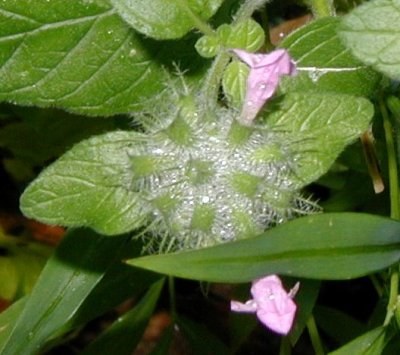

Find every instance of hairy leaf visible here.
[20,131,147,235]
[339,0,400,80]
[281,17,381,97]
[127,213,400,282]
[110,0,224,39]
[264,92,373,187]
[0,0,174,115]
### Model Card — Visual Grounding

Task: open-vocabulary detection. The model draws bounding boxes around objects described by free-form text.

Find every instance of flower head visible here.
[233,49,297,125]
[231,275,299,335]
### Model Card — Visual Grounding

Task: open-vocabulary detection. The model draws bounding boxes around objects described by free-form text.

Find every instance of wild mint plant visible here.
[1,0,400,354]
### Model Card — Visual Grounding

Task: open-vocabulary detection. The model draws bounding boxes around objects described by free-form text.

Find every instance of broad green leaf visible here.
[264,92,373,187]
[339,0,400,80]
[110,0,224,40]
[329,326,392,355]
[20,131,147,235]
[0,229,134,355]
[0,0,172,116]
[127,213,400,282]
[82,279,164,355]
[280,17,381,97]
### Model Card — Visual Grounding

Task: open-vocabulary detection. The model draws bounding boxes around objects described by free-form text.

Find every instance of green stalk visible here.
[279,337,292,355]
[307,316,325,355]
[308,0,336,17]
[176,0,215,36]
[233,0,272,24]
[380,97,400,326]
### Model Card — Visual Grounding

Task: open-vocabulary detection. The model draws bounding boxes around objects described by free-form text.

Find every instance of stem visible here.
[233,0,272,24]
[306,316,324,355]
[308,0,335,18]
[380,97,400,326]
[279,337,292,355]
[201,52,230,111]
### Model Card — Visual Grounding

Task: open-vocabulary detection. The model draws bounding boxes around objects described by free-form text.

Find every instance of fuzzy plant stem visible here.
[380,97,400,326]
[308,0,336,17]
[306,316,325,355]
[202,0,272,111]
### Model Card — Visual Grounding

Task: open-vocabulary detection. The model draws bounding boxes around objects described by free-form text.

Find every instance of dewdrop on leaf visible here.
[231,275,299,335]
[233,49,297,125]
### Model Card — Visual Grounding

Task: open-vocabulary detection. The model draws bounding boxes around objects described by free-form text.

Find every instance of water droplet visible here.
[308,69,327,83]
[129,49,137,57]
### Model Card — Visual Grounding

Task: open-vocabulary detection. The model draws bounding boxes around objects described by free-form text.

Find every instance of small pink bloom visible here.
[231,275,299,335]
[233,49,297,125]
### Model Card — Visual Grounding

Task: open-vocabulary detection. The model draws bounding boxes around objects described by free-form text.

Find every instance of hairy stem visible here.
[308,0,335,17]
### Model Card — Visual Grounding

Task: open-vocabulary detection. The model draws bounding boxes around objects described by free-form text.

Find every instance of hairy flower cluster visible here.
[130,86,317,252]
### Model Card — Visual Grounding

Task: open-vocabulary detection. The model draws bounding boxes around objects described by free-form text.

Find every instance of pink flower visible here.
[233,49,297,125]
[231,275,299,335]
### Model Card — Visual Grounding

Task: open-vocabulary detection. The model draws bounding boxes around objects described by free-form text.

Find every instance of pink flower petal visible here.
[230,300,257,313]
[232,48,297,125]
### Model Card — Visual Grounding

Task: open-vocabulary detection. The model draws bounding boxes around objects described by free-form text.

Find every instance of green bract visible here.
[20,82,373,251]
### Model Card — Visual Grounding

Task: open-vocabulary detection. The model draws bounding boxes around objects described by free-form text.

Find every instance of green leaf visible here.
[82,278,164,355]
[264,92,373,187]
[0,230,51,300]
[225,19,265,51]
[289,280,320,345]
[20,131,147,235]
[127,213,400,282]
[314,305,368,345]
[0,229,135,355]
[177,315,230,355]
[0,0,171,116]
[328,326,393,355]
[280,17,381,97]
[339,0,400,80]
[0,297,27,346]
[195,35,220,58]
[222,60,248,109]
[110,0,224,40]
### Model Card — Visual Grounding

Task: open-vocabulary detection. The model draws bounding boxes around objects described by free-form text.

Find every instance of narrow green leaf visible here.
[20,131,147,235]
[110,0,224,39]
[264,93,373,187]
[339,0,400,80]
[177,315,230,355]
[0,298,27,346]
[281,17,381,97]
[314,305,368,345]
[149,325,174,355]
[0,229,132,355]
[328,326,392,355]
[82,278,164,355]
[289,280,320,345]
[127,213,400,282]
[0,0,171,115]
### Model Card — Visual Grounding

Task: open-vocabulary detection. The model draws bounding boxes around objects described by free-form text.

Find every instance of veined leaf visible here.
[20,131,147,235]
[0,229,153,355]
[127,213,400,282]
[339,0,400,80]
[0,0,171,115]
[264,92,373,188]
[280,17,381,97]
[110,0,224,39]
